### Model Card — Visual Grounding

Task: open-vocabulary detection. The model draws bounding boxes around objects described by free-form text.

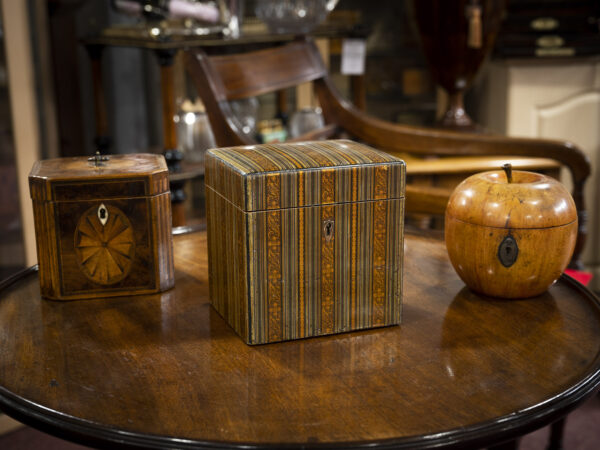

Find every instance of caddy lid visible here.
[205,140,405,212]
[29,153,170,201]
[446,167,577,229]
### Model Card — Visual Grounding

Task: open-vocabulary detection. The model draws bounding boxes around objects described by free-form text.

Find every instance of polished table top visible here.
[1,229,600,449]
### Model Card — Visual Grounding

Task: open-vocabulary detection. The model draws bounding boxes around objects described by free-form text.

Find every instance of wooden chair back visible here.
[184,37,591,269]
[185,39,330,147]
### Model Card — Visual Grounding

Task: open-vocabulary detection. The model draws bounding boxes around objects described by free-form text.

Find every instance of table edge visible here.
[1,269,600,449]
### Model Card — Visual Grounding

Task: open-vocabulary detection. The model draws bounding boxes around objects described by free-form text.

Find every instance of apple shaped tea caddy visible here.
[445,164,578,299]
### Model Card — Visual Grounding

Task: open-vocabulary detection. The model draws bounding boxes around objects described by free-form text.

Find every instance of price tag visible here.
[341,38,366,75]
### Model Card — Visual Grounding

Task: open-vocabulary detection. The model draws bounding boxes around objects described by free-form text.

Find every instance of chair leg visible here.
[548,417,566,450]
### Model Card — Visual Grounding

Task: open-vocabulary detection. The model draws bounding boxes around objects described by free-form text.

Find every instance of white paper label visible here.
[341,38,366,75]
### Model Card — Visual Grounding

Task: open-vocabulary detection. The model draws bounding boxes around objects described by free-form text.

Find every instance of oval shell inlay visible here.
[74,205,135,285]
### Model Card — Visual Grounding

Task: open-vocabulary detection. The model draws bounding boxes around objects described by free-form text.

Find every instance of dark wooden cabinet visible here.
[495,0,600,58]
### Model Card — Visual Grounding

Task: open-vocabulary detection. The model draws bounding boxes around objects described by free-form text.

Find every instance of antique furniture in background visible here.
[82,32,216,227]
[480,0,600,280]
[81,23,365,153]
[480,47,600,286]
[493,0,600,58]
[0,228,600,448]
[184,36,591,268]
[412,0,507,130]
[81,21,363,226]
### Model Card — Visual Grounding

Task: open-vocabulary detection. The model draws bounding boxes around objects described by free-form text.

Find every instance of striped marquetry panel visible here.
[206,187,249,339]
[28,154,174,300]
[206,140,405,345]
[205,140,405,211]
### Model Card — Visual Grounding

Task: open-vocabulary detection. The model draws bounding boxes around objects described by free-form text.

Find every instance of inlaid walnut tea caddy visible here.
[29,153,174,300]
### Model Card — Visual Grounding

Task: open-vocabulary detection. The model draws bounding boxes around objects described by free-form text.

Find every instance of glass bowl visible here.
[255,0,335,35]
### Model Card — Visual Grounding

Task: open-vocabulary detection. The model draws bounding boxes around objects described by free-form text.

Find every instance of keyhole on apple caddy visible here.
[498,235,518,268]
[323,219,334,242]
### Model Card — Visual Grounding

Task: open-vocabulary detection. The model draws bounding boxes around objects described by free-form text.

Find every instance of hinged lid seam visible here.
[207,184,404,214]
[446,214,578,230]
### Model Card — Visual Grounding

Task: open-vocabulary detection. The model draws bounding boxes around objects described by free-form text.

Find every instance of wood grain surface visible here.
[445,170,578,298]
[0,230,600,449]
[445,170,577,229]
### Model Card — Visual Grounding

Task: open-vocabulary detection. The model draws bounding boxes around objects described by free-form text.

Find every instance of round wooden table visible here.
[1,230,599,449]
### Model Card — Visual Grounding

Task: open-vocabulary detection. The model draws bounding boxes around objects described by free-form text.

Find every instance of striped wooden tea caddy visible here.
[205,140,405,344]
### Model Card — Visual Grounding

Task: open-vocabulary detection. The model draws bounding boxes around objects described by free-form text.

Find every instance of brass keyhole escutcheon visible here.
[323,219,334,242]
[498,235,519,268]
